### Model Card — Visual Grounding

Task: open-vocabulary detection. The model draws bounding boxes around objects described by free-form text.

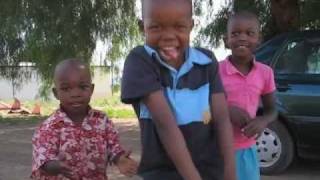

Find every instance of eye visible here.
[148,24,160,31]
[79,84,90,90]
[175,24,188,31]
[247,31,256,36]
[60,87,70,92]
[231,32,240,37]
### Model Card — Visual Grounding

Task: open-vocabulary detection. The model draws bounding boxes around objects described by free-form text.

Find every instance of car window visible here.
[306,43,320,74]
[275,39,320,75]
[255,33,287,64]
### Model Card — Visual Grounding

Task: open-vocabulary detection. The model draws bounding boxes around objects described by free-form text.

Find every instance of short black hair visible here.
[141,0,193,19]
[54,58,91,83]
[227,10,260,30]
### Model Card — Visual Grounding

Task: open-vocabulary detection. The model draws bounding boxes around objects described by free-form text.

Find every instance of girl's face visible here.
[227,18,260,61]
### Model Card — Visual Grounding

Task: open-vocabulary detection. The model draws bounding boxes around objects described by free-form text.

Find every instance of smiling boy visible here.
[121,0,236,180]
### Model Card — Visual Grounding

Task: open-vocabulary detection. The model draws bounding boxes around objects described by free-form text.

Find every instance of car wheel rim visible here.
[256,128,282,167]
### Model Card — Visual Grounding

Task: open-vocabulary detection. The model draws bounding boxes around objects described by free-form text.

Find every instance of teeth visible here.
[238,45,248,49]
[163,47,176,50]
[71,104,82,107]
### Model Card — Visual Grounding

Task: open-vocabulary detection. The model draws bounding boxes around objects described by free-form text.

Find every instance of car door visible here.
[272,38,320,154]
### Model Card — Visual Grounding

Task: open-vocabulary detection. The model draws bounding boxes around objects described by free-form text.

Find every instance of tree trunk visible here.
[231,0,300,41]
[233,0,257,13]
[270,0,300,33]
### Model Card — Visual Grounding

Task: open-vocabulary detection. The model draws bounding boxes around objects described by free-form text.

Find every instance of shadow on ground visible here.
[0,119,319,180]
[0,119,141,180]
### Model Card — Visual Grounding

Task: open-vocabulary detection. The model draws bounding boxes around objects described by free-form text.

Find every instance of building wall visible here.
[0,66,112,100]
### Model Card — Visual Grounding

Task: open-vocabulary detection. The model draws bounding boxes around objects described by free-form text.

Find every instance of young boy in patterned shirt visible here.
[31,59,137,180]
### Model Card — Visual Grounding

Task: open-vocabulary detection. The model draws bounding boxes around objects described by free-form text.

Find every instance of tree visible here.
[0,0,138,97]
[1,0,319,98]
[195,0,320,47]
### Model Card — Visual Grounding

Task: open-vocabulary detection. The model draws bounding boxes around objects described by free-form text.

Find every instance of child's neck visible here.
[168,58,184,70]
[64,107,89,124]
[230,55,254,75]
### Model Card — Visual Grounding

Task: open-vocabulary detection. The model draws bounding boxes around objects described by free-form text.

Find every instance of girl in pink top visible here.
[219,11,277,180]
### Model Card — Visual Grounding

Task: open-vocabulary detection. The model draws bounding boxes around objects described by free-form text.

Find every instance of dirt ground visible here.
[0,118,141,180]
[0,118,319,180]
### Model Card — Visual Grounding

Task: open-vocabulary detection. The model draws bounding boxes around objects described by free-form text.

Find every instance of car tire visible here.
[256,120,294,175]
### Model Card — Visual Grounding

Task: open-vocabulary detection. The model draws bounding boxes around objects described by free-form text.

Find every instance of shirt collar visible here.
[55,105,93,124]
[225,55,257,75]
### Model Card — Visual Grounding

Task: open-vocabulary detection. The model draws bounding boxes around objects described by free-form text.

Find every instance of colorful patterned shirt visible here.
[31,108,124,180]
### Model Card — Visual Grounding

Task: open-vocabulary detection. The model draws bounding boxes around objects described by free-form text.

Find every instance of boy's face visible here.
[53,64,94,114]
[141,0,193,64]
[227,17,260,60]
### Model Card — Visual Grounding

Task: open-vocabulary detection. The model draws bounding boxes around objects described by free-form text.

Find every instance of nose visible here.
[161,27,177,42]
[70,88,81,98]
[238,32,248,41]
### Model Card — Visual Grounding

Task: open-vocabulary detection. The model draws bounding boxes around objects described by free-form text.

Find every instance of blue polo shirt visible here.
[121,45,224,180]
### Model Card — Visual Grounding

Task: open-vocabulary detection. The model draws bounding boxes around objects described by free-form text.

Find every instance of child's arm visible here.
[143,90,202,180]
[105,118,138,177]
[31,123,73,179]
[212,58,236,180]
[115,151,138,177]
[243,67,277,138]
[242,92,278,138]
[228,105,250,128]
[41,159,73,178]
[212,93,236,180]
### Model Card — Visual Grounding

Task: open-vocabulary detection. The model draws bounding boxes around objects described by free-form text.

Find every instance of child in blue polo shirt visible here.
[121,0,236,180]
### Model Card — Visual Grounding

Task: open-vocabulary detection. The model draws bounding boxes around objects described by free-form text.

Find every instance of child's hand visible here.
[41,160,73,179]
[228,105,250,128]
[116,151,138,177]
[242,117,268,139]
[41,153,78,179]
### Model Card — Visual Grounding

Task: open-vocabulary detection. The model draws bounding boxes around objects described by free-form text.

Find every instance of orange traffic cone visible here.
[9,98,32,114]
[32,103,41,115]
[11,98,21,110]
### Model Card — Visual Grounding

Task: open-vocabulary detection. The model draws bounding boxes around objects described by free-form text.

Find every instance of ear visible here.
[138,19,145,35]
[223,33,230,49]
[257,33,263,45]
[90,84,95,95]
[52,88,59,100]
[191,19,195,29]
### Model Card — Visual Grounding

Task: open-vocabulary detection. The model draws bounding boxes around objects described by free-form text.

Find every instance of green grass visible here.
[105,108,135,118]
[0,116,45,125]
[0,95,135,124]
[90,95,135,118]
